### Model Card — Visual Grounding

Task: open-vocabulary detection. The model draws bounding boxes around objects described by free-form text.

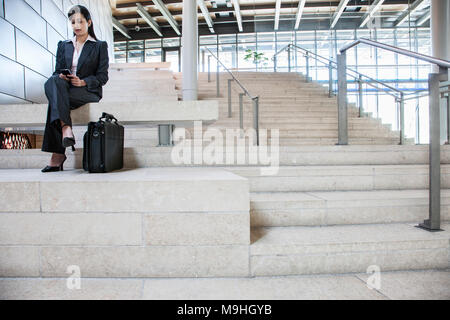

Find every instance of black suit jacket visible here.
[53,39,109,98]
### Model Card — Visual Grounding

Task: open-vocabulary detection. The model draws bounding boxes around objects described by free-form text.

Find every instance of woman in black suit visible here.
[41,5,109,172]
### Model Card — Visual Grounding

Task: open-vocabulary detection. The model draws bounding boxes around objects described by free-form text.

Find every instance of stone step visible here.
[250,190,450,227]
[250,223,450,276]
[2,145,449,169]
[226,165,450,192]
[0,167,250,278]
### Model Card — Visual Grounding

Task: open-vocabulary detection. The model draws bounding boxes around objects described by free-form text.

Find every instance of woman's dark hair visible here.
[68,5,98,40]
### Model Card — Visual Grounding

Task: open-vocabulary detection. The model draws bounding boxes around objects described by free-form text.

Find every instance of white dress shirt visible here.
[71,35,96,75]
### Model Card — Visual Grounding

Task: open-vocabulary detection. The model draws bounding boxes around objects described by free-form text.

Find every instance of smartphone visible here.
[60,69,72,76]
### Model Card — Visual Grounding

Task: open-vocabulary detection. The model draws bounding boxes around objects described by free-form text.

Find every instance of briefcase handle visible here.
[99,112,118,123]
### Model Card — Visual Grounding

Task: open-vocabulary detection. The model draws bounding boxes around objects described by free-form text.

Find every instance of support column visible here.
[431,0,450,143]
[181,0,198,101]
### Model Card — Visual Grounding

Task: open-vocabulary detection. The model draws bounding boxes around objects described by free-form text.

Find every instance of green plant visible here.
[244,49,269,66]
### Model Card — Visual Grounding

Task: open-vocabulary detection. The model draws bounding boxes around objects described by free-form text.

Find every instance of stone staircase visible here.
[0,68,449,289]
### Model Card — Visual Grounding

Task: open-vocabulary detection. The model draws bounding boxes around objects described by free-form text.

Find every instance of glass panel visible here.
[219,34,236,44]
[200,35,217,45]
[127,40,144,50]
[257,41,275,72]
[163,38,180,47]
[114,41,127,52]
[238,43,257,71]
[296,31,315,41]
[145,39,162,48]
[277,31,295,43]
[127,50,144,63]
[218,44,237,70]
[238,33,256,43]
[145,48,162,63]
[257,32,275,42]
[114,51,126,63]
[165,50,180,72]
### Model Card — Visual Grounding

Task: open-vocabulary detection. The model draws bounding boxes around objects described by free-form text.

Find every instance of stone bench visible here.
[0,100,219,146]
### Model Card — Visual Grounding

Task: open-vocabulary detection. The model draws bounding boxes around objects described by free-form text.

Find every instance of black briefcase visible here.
[83,112,124,173]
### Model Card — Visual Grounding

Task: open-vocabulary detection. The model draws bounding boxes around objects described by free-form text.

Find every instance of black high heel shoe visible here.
[41,155,67,173]
[61,123,76,151]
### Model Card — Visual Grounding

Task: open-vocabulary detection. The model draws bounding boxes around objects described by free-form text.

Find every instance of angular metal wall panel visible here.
[0,55,24,99]
[52,0,63,12]
[0,18,15,60]
[41,0,67,39]
[16,29,52,77]
[0,92,29,104]
[4,0,46,47]
[24,0,41,14]
[25,67,48,103]
[47,23,64,55]
[62,0,74,16]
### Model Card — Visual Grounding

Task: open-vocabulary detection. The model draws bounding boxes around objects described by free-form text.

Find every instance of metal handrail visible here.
[339,38,450,232]
[340,38,450,69]
[203,47,260,146]
[203,47,257,100]
[274,43,403,96]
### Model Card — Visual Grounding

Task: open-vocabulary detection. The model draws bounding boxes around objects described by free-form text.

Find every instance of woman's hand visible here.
[67,74,86,87]
[59,73,70,81]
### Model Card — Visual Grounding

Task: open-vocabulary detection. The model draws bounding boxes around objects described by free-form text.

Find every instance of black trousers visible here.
[41,75,100,155]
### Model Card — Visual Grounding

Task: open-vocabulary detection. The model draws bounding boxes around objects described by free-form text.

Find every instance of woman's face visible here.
[70,12,91,37]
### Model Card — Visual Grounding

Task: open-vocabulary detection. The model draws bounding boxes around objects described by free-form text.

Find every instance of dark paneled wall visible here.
[0,0,113,105]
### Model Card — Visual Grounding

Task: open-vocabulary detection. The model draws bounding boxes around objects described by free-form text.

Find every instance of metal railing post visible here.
[239,93,244,130]
[228,79,233,118]
[288,46,291,72]
[216,62,220,97]
[208,55,211,83]
[328,62,333,97]
[253,97,260,146]
[274,56,277,72]
[202,50,205,72]
[305,53,310,82]
[358,75,363,117]
[447,92,450,144]
[399,93,405,145]
[337,53,348,145]
[418,67,448,232]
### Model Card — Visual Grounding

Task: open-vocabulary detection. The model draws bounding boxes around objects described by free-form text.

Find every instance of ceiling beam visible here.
[360,0,386,27]
[197,0,214,33]
[416,10,431,26]
[136,3,162,37]
[394,0,425,26]
[152,0,181,35]
[331,0,351,28]
[274,0,282,30]
[231,0,243,32]
[294,0,307,29]
[112,16,132,39]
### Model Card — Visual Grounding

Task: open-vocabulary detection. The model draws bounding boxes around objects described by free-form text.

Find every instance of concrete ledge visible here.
[0,100,219,128]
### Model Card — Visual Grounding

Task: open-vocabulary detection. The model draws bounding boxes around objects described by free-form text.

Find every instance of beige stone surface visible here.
[0,100,219,126]
[40,245,249,278]
[142,275,386,300]
[0,213,142,245]
[144,212,249,245]
[0,247,39,277]
[356,269,450,300]
[0,182,40,212]
[0,278,142,300]
[0,168,249,213]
